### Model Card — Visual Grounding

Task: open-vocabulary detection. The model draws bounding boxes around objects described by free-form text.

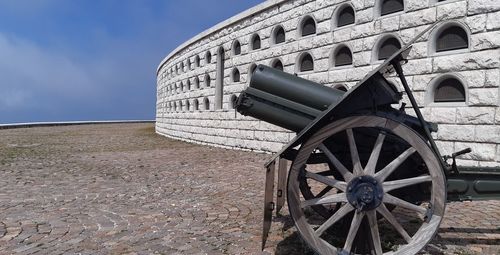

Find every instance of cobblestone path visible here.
[0,123,499,254]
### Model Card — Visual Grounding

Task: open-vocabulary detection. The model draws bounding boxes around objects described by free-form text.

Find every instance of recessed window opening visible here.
[193,99,199,111]
[436,26,468,52]
[174,102,177,111]
[187,58,192,70]
[194,77,200,89]
[251,34,261,50]
[230,94,238,109]
[205,74,211,87]
[337,6,355,27]
[434,78,466,102]
[272,60,284,71]
[335,85,348,92]
[380,0,404,16]
[300,53,314,72]
[205,51,212,64]
[233,40,241,55]
[274,26,286,44]
[179,100,183,111]
[378,37,401,60]
[334,46,353,67]
[187,79,192,90]
[195,55,200,67]
[301,17,316,36]
[232,68,240,82]
[203,97,210,110]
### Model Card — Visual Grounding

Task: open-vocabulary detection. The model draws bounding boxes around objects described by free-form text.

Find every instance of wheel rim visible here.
[287,116,446,255]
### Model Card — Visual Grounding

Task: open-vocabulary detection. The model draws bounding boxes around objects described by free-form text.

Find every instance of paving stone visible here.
[0,123,498,254]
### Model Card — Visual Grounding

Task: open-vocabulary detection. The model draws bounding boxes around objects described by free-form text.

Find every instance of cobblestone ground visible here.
[0,123,498,255]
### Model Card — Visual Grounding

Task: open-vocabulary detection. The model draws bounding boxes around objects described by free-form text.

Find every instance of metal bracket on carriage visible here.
[443,147,472,174]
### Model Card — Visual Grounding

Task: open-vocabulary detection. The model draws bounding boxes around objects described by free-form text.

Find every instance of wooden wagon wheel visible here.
[287,116,446,255]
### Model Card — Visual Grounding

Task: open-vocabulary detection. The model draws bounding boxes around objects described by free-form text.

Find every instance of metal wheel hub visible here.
[346,176,383,211]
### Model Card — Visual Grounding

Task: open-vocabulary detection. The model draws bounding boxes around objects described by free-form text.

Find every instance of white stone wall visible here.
[156,0,500,167]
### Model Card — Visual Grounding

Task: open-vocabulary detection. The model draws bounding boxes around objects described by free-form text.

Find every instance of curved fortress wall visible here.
[156,0,500,167]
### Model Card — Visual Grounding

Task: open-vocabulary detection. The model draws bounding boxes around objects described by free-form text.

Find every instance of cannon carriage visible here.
[235,22,500,255]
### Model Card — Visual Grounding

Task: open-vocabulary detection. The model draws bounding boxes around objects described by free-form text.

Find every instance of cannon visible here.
[235,22,500,255]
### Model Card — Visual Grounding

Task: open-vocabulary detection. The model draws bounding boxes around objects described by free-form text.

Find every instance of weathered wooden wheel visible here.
[287,116,446,255]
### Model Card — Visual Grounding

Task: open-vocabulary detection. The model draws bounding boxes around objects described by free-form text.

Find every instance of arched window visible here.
[434,77,466,102]
[203,97,210,110]
[378,37,401,60]
[195,55,200,67]
[436,25,468,52]
[180,62,184,73]
[179,100,183,111]
[205,74,211,87]
[301,16,316,36]
[251,34,261,50]
[205,51,212,64]
[232,68,240,82]
[233,40,241,55]
[185,99,190,111]
[272,60,284,71]
[334,84,348,92]
[334,46,353,67]
[337,5,355,27]
[194,77,200,89]
[273,26,286,44]
[380,0,404,16]
[193,99,199,111]
[187,58,191,70]
[175,65,179,74]
[187,79,192,90]
[299,53,314,72]
[230,94,238,109]
[174,101,177,112]
[249,63,257,80]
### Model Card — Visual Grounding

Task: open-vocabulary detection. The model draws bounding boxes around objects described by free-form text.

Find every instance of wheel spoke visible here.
[364,132,386,175]
[315,203,354,236]
[319,144,353,182]
[315,186,333,198]
[302,193,347,208]
[377,203,412,243]
[383,194,427,215]
[375,147,416,182]
[346,129,363,176]
[367,210,383,255]
[343,211,365,252]
[305,170,347,192]
[383,175,432,192]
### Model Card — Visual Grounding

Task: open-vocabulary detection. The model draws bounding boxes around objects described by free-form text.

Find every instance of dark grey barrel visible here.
[236,65,345,132]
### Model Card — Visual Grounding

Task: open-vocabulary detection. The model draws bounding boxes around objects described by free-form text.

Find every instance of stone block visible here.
[471,31,500,51]
[485,69,500,87]
[475,125,500,143]
[456,107,496,124]
[479,161,500,167]
[455,142,496,161]
[406,0,429,11]
[353,51,371,67]
[351,23,376,39]
[435,140,455,156]
[433,51,500,72]
[467,0,500,15]
[328,68,348,82]
[356,8,374,24]
[437,124,475,141]
[375,15,400,32]
[486,11,500,30]
[407,42,428,59]
[459,70,486,88]
[497,145,500,161]
[437,1,467,20]
[404,58,433,75]
[412,74,434,91]
[468,88,499,106]
[427,107,457,124]
[401,8,436,29]
[455,158,479,167]
[333,27,354,42]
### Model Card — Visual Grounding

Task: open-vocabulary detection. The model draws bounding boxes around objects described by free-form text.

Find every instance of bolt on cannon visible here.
[235,21,500,255]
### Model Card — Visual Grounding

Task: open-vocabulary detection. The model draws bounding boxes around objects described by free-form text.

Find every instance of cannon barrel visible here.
[236,65,345,132]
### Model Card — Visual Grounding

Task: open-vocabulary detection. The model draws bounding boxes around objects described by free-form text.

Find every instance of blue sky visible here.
[0,0,264,124]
